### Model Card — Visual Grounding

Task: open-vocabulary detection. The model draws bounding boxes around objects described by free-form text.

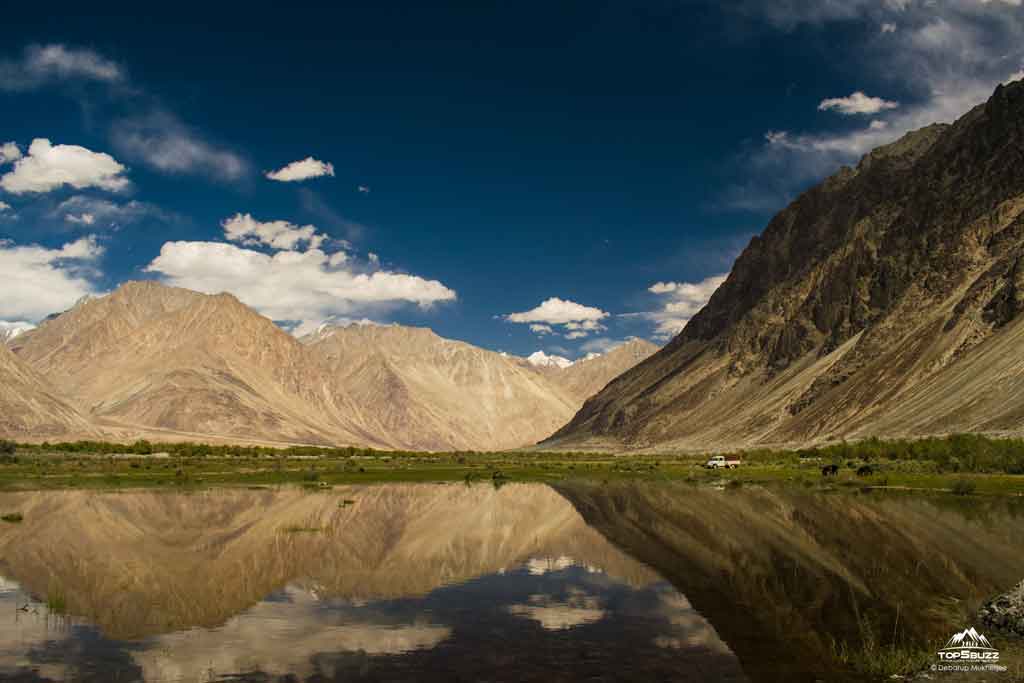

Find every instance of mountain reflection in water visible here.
[0,482,1021,682]
[0,484,743,682]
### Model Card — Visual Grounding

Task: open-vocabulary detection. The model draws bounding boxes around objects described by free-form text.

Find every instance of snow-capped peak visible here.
[527,350,573,369]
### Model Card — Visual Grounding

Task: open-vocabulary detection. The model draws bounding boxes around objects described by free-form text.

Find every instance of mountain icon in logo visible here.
[942,627,995,651]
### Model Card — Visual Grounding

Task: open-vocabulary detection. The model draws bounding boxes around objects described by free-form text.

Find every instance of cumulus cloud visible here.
[54,195,171,229]
[0,142,20,165]
[65,212,95,225]
[222,213,327,250]
[0,44,124,91]
[625,275,727,340]
[0,139,128,195]
[506,298,609,339]
[818,91,899,115]
[721,0,1024,212]
[144,216,456,330]
[881,22,898,33]
[0,235,104,322]
[111,111,248,180]
[266,157,335,182]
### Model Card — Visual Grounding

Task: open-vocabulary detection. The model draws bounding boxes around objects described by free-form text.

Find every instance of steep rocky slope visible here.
[12,281,374,447]
[548,80,1024,451]
[0,343,95,439]
[302,323,579,450]
[547,339,659,402]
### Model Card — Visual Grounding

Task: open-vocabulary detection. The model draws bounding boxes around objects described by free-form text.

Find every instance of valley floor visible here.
[1,444,1023,496]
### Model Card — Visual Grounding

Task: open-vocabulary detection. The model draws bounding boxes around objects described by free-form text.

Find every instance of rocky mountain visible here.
[0,343,95,439]
[301,323,579,451]
[0,322,34,346]
[5,282,653,449]
[547,80,1024,451]
[549,339,659,402]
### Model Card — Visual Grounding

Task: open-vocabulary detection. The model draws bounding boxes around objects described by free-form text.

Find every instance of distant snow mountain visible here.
[0,321,35,345]
[527,351,574,369]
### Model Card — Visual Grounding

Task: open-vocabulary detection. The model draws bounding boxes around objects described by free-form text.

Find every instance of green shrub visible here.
[951,478,976,496]
[0,440,15,455]
[1,512,24,523]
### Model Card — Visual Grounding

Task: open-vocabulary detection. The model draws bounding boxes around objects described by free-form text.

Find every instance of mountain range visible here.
[1,281,657,450]
[547,80,1024,451]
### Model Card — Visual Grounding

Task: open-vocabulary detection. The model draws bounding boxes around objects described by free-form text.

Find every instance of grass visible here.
[0,436,1022,495]
[46,587,67,614]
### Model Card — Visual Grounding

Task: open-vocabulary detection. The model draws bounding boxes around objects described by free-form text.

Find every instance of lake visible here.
[0,482,1021,681]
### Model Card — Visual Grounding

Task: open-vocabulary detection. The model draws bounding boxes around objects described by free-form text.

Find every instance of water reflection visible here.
[2,482,1022,681]
[0,484,745,682]
[559,482,1024,681]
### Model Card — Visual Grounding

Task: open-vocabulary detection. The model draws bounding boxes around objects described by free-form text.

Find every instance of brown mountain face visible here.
[6,282,653,449]
[301,323,580,451]
[548,80,1024,451]
[547,339,660,402]
[0,343,95,439]
[0,485,657,640]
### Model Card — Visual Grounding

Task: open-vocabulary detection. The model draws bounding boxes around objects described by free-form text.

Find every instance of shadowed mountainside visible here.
[547,80,1024,451]
[558,481,1024,681]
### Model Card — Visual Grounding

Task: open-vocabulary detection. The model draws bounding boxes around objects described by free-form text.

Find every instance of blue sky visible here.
[1,1,1022,358]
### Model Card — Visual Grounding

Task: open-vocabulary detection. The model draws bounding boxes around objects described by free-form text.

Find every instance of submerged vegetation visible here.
[0,434,1021,495]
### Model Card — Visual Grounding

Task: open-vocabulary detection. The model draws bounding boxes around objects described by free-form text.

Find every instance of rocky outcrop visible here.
[980,580,1024,637]
[547,80,1024,451]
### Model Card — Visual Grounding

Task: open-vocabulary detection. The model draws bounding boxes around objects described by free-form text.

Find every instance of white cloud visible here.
[111,111,248,180]
[0,202,10,212]
[65,212,95,225]
[0,138,128,195]
[506,297,609,338]
[266,157,335,182]
[0,236,104,322]
[818,91,899,115]
[222,213,327,250]
[626,275,727,340]
[507,298,607,325]
[0,44,124,91]
[0,142,20,165]
[881,22,898,33]
[1005,69,1024,85]
[358,185,371,193]
[144,233,456,330]
[722,0,1024,212]
[54,195,171,229]
[507,591,605,631]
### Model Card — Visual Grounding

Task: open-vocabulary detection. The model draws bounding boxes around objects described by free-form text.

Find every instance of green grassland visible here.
[0,433,1023,495]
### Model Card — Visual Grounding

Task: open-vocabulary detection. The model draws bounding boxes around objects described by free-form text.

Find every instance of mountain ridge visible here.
[5,282,654,450]
[547,80,1024,451]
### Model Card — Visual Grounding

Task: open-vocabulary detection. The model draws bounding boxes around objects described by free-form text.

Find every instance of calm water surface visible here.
[0,482,1021,682]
